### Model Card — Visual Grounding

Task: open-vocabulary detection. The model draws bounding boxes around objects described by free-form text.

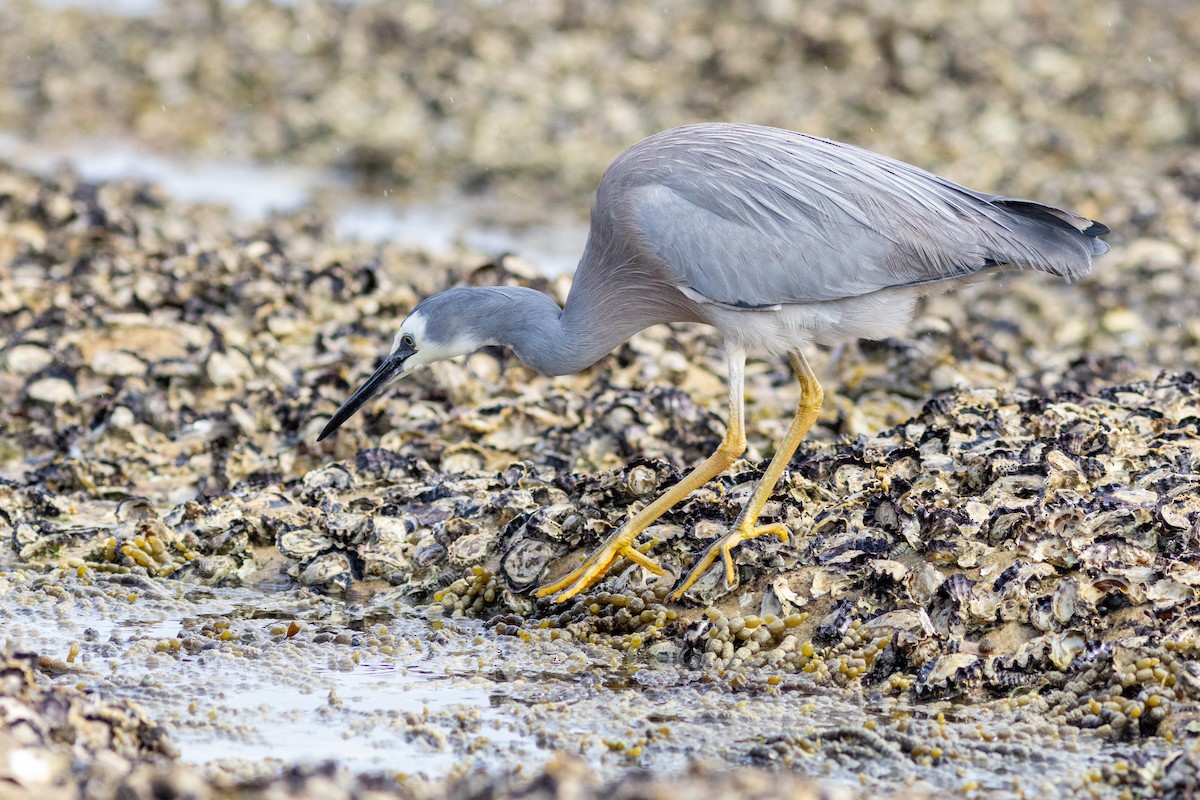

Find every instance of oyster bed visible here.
[2,154,1199,797]
[3,0,1200,798]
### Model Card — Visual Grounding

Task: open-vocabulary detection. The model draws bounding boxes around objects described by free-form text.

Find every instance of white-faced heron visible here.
[317,122,1109,602]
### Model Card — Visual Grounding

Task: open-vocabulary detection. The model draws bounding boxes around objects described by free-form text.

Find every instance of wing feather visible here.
[614,124,1105,309]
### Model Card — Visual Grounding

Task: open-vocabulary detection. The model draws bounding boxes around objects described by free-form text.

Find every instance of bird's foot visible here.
[535,530,665,603]
[669,522,789,601]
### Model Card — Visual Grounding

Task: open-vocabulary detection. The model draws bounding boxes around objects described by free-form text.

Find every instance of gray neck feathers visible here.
[419,226,701,376]
[419,285,638,376]
[486,286,615,376]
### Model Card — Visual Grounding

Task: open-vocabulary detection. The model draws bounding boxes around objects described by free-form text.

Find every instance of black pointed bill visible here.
[317,345,414,441]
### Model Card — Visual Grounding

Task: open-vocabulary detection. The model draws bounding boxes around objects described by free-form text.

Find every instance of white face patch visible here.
[391,310,484,372]
[391,312,427,355]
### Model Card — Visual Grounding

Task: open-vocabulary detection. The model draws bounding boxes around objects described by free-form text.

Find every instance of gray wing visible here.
[620,124,1108,309]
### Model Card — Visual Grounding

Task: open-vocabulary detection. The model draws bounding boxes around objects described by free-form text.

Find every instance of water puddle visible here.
[0,132,587,275]
[32,0,161,16]
[176,666,514,774]
[0,573,533,776]
[0,571,846,780]
[0,560,1160,797]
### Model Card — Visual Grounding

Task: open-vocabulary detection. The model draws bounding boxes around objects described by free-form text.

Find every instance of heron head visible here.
[316,292,490,441]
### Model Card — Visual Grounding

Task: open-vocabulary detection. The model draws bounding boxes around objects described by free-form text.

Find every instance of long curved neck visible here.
[466,230,700,376]
[492,287,640,376]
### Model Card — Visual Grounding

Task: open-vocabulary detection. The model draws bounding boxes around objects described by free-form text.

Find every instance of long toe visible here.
[669,543,722,601]
[536,541,663,603]
[534,569,584,599]
[671,522,791,601]
[622,545,666,575]
[535,551,601,598]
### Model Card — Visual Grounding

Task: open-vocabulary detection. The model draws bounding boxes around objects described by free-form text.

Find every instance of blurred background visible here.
[3,0,1197,228]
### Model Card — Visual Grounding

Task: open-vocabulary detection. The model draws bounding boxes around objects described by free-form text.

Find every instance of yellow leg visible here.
[536,351,749,602]
[670,350,823,600]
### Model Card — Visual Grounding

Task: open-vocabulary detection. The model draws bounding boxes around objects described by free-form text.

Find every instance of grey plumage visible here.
[317,122,1108,602]
[615,124,1107,309]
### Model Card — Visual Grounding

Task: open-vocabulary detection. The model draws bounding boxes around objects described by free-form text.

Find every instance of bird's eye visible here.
[401,333,415,348]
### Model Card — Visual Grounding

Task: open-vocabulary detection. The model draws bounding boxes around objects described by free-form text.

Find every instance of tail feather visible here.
[989,198,1111,277]
[1081,220,1111,255]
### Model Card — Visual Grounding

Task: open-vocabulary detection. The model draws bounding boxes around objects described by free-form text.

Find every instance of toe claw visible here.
[668,545,718,601]
[541,565,601,603]
[758,523,790,544]
[534,553,596,598]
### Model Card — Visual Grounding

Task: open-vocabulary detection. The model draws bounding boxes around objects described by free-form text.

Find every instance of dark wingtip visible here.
[1083,220,1110,257]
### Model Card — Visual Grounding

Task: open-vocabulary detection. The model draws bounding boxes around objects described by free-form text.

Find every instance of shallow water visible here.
[1,571,524,775]
[0,132,587,275]
[2,566,1167,797]
[31,0,161,16]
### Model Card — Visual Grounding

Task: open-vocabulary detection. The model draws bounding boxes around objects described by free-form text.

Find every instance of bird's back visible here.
[593,123,1108,311]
